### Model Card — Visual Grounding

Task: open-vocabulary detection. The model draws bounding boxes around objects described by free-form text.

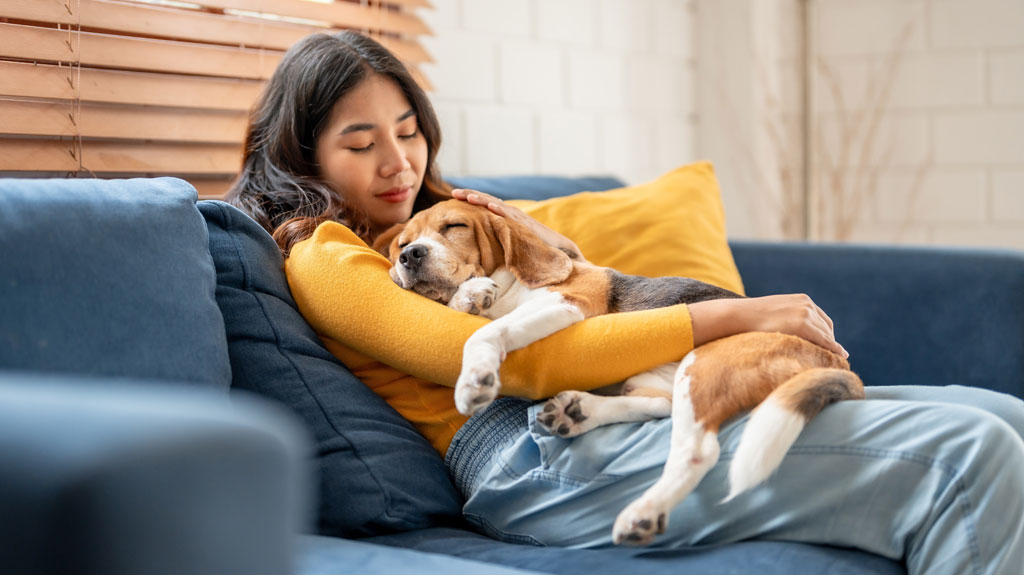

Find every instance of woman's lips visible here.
[377,187,411,203]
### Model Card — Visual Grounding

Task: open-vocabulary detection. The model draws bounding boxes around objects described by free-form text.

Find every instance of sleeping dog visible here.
[375,199,863,546]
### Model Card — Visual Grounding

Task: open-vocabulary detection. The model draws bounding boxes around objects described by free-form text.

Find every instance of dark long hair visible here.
[225,31,449,255]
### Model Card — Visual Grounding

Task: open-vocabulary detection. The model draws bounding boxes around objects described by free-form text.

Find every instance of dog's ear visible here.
[372,222,406,260]
[488,213,573,288]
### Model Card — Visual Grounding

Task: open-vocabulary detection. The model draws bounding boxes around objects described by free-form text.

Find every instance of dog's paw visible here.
[537,391,595,437]
[612,499,669,546]
[455,363,501,416]
[449,277,499,315]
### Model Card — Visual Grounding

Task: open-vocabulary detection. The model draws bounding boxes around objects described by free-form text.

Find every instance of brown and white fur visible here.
[375,199,864,546]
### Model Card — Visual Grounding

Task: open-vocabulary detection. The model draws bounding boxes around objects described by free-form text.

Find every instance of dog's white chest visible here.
[480,269,555,320]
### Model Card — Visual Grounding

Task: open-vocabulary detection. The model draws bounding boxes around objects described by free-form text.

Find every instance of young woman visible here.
[226,31,1024,574]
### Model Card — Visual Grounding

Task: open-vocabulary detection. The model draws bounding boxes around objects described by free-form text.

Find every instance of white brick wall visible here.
[419,0,697,185]
[695,0,1024,250]
[931,0,1024,49]
[815,1,927,57]
[808,0,1024,248]
[421,0,1024,250]
[991,52,1024,105]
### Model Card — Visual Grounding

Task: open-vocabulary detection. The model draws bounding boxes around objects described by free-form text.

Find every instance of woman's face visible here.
[316,73,427,236]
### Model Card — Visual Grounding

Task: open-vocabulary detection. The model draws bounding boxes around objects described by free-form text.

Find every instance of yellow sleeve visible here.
[285,221,695,400]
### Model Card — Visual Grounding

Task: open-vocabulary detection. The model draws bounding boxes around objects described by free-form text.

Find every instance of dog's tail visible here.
[724,368,864,502]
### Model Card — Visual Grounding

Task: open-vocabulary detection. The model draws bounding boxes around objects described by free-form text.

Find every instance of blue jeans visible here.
[454,386,1024,575]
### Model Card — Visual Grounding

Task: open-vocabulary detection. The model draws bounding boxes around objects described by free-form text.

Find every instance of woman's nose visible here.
[379,137,411,178]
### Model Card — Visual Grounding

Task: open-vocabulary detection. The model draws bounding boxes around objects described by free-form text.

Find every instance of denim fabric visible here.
[0,178,230,388]
[456,386,1024,575]
[446,397,531,499]
[199,201,464,538]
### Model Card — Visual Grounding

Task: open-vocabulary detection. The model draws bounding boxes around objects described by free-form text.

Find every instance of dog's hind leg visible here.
[622,362,677,396]
[612,352,720,546]
[612,419,719,546]
[537,390,672,437]
[538,361,678,437]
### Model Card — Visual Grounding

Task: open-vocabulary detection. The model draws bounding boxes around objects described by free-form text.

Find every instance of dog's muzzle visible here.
[399,244,430,272]
[390,242,460,304]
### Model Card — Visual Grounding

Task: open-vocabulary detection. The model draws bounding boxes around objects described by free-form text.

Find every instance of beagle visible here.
[375,199,863,546]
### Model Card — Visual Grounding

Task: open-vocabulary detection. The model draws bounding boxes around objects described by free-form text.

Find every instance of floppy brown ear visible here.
[489,213,573,288]
[372,222,406,259]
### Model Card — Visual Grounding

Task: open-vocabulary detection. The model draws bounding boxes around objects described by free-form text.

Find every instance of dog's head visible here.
[373,199,573,303]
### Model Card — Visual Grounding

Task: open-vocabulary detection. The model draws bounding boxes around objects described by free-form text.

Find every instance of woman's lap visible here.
[864,384,1024,438]
[462,385,1024,574]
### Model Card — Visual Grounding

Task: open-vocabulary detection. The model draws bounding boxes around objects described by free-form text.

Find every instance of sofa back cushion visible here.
[446,175,627,201]
[0,178,230,388]
[199,201,463,538]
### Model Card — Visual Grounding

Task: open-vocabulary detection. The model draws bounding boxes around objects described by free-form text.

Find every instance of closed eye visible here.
[442,223,468,233]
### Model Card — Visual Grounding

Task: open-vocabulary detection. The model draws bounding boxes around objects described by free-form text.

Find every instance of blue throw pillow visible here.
[199,201,464,537]
[0,178,230,388]
[446,175,626,201]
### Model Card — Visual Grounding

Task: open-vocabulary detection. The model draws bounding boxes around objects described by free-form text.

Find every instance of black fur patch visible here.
[607,270,743,313]
[793,373,862,418]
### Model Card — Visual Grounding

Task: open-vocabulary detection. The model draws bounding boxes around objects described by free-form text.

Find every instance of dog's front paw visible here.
[449,277,499,315]
[612,498,669,546]
[537,391,594,437]
[455,362,501,416]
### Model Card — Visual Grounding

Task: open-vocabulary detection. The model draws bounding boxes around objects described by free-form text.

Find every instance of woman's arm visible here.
[689,295,848,358]
[286,221,693,400]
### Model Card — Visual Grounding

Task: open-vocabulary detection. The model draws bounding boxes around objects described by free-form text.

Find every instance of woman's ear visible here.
[488,213,573,288]
[372,222,406,259]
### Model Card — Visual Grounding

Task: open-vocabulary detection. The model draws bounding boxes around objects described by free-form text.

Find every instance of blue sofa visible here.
[2,176,1022,575]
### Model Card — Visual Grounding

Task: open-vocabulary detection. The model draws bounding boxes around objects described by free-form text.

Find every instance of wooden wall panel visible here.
[0,0,434,187]
[0,100,248,143]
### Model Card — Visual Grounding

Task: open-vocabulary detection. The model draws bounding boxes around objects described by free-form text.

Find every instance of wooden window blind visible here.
[0,0,434,197]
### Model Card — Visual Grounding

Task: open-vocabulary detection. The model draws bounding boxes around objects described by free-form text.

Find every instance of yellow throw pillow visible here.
[507,161,745,295]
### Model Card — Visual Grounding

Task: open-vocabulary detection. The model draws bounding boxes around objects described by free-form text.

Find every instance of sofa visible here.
[2,175,1022,575]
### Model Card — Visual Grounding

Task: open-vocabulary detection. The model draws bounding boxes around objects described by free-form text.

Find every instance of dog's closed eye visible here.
[442,222,468,233]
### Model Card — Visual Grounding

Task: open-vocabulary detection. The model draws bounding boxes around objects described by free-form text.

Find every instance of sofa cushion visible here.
[199,201,464,538]
[505,162,745,294]
[0,177,230,388]
[446,175,627,202]
[365,527,905,575]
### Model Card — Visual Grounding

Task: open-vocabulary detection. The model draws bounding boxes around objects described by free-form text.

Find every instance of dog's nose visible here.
[399,244,429,270]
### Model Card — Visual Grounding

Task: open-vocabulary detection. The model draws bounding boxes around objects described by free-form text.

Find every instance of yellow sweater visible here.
[285,221,696,456]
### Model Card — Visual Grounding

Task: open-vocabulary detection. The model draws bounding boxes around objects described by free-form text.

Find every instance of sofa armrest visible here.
[730,241,1024,398]
[0,373,310,575]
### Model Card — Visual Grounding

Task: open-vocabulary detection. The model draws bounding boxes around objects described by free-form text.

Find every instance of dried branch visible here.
[813,19,922,242]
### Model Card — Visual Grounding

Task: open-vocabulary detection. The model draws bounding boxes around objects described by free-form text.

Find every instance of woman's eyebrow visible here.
[340,109,416,136]
[340,123,374,135]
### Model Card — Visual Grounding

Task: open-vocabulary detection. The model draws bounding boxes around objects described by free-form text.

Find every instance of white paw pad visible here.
[450,277,499,315]
[454,365,500,416]
[612,499,668,546]
[537,391,591,437]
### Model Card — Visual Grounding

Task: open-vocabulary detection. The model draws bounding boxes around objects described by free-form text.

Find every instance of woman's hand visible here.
[452,188,586,261]
[688,294,849,358]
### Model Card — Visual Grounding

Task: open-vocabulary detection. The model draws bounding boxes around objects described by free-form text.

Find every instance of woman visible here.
[226,31,1024,574]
